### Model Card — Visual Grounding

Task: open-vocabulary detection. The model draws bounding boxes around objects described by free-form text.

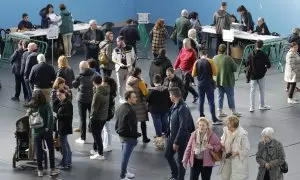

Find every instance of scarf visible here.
[224,128,239,153]
[194,129,208,155]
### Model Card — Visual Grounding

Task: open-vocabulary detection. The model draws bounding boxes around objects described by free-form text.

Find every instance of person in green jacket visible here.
[59,4,74,57]
[27,90,60,177]
[173,9,192,51]
[213,44,241,118]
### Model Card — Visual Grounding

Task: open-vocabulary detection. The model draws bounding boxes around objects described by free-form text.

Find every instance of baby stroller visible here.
[12,116,48,169]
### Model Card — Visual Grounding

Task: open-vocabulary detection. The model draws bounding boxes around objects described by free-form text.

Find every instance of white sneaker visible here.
[288,98,299,104]
[120,177,131,180]
[90,153,105,160]
[126,171,135,178]
[119,98,126,104]
[217,112,227,117]
[249,107,254,112]
[258,105,271,110]
[103,146,112,152]
[75,138,85,144]
[232,111,242,117]
[90,149,97,155]
[37,170,43,177]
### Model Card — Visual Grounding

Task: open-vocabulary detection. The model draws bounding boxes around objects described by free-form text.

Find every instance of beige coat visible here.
[284,50,300,82]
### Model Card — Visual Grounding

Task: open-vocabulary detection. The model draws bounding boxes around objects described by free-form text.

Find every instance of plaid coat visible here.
[150,27,169,54]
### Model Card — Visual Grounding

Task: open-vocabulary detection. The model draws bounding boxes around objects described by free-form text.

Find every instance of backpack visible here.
[98,42,109,65]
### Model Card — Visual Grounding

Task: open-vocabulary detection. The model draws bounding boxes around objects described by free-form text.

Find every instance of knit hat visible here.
[218,44,227,53]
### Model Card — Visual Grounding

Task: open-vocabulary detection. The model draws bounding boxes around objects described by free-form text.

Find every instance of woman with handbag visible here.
[219,116,250,180]
[99,31,114,77]
[27,90,60,177]
[182,117,222,180]
[256,127,286,180]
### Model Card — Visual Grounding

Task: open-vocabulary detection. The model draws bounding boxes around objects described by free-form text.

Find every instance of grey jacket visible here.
[256,139,285,180]
[90,86,110,122]
[213,10,231,34]
[72,68,95,104]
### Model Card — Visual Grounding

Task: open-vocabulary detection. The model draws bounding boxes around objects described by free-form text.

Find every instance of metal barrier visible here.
[137,24,150,60]
[0,35,48,65]
[236,38,288,80]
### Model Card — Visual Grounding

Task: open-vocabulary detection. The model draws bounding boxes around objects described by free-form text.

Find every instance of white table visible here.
[9,23,96,38]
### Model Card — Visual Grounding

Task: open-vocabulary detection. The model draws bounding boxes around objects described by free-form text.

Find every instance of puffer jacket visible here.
[284,50,300,82]
[72,68,95,103]
[90,85,110,122]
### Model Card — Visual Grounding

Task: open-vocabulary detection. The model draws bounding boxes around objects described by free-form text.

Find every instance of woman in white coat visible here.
[284,42,300,104]
[219,116,250,180]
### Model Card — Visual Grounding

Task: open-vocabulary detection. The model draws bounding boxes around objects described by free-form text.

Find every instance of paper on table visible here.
[222,29,234,42]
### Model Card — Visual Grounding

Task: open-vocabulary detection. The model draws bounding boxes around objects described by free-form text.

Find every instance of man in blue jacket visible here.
[164,87,195,180]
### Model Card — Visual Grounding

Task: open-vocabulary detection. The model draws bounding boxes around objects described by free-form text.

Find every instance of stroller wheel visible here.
[12,151,17,168]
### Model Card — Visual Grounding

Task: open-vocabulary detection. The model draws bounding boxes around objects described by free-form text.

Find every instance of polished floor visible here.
[0,37,300,180]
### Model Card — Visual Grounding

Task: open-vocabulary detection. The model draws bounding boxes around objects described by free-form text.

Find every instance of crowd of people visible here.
[3,1,299,180]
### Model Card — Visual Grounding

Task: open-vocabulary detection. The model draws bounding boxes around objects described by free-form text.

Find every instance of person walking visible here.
[163,67,185,96]
[99,31,115,77]
[115,91,141,180]
[150,19,169,57]
[245,40,271,112]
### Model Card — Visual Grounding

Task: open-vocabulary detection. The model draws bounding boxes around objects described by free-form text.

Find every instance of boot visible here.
[141,122,150,143]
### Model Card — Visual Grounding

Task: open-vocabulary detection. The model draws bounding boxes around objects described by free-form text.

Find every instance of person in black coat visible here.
[57,55,75,89]
[82,20,104,73]
[39,4,53,29]
[237,5,254,32]
[255,17,270,35]
[53,88,73,169]
[10,40,28,101]
[149,48,173,87]
[163,67,185,97]
[164,87,195,180]
[119,19,140,53]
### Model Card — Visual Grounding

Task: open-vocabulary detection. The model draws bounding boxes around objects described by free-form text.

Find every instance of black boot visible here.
[141,122,150,143]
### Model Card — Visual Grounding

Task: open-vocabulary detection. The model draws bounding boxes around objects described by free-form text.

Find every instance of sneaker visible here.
[232,111,242,117]
[218,112,227,117]
[119,98,126,104]
[73,128,80,132]
[120,177,131,180]
[249,107,254,112]
[50,169,60,176]
[37,170,43,177]
[258,105,271,110]
[90,149,97,155]
[192,96,198,103]
[212,119,223,125]
[103,146,112,152]
[90,153,105,160]
[126,171,135,178]
[75,138,85,144]
[288,98,299,104]
[11,97,20,101]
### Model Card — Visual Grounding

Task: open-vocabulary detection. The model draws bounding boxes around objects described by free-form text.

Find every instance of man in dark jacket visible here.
[163,67,185,96]
[173,9,192,51]
[82,20,104,73]
[29,54,56,102]
[149,48,172,87]
[72,61,95,144]
[18,13,34,31]
[10,40,28,101]
[246,40,271,112]
[164,87,195,180]
[115,91,141,180]
[213,2,231,54]
[119,19,140,54]
[90,76,110,160]
[255,17,270,35]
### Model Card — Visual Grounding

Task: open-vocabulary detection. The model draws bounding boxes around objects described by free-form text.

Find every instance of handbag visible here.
[280,160,288,173]
[29,110,44,129]
[98,42,109,65]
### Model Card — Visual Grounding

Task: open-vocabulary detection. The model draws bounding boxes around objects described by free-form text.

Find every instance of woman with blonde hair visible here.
[188,28,201,57]
[219,116,250,180]
[57,55,75,89]
[182,117,221,180]
[150,19,169,57]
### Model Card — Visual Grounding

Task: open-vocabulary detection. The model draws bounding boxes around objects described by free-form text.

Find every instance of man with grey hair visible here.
[82,19,104,73]
[164,87,195,180]
[255,17,270,35]
[29,54,56,102]
[173,9,192,51]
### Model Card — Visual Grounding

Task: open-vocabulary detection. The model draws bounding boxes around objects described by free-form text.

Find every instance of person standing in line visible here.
[284,42,300,104]
[87,59,101,76]
[56,55,75,90]
[89,76,110,160]
[213,2,231,54]
[172,9,192,51]
[245,40,271,112]
[112,36,136,104]
[115,91,141,180]
[82,20,104,73]
[174,38,199,103]
[164,87,195,180]
[192,50,223,124]
[150,19,169,57]
[126,67,150,143]
[10,40,28,102]
[188,28,201,57]
[119,19,140,54]
[72,61,95,144]
[163,67,185,96]
[58,4,74,57]
[99,31,115,77]
[237,5,254,32]
[102,77,117,152]
[213,44,241,117]
[20,41,31,102]
[182,117,222,180]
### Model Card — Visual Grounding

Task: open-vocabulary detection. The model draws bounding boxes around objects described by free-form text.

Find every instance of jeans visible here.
[59,135,72,166]
[250,77,265,108]
[287,82,296,98]
[91,120,106,155]
[78,101,91,140]
[102,121,112,148]
[14,74,28,100]
[120,138,138,178]
[150,112,168,137]
[217,86,235,110]
[35,131,55,170]
[190,158,213,180]
[102,69,113,77]
[198,84,218,121]
[116,68,129,99]
[164,139,187,180]
[24,79,32,101]
[62,33,73,57]
[182,71,198,101]
[85,47,100,73]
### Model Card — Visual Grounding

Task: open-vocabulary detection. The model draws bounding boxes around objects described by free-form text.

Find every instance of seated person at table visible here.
[254,17,270,35]
[18,13,34,31]
[230,14,239,23]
